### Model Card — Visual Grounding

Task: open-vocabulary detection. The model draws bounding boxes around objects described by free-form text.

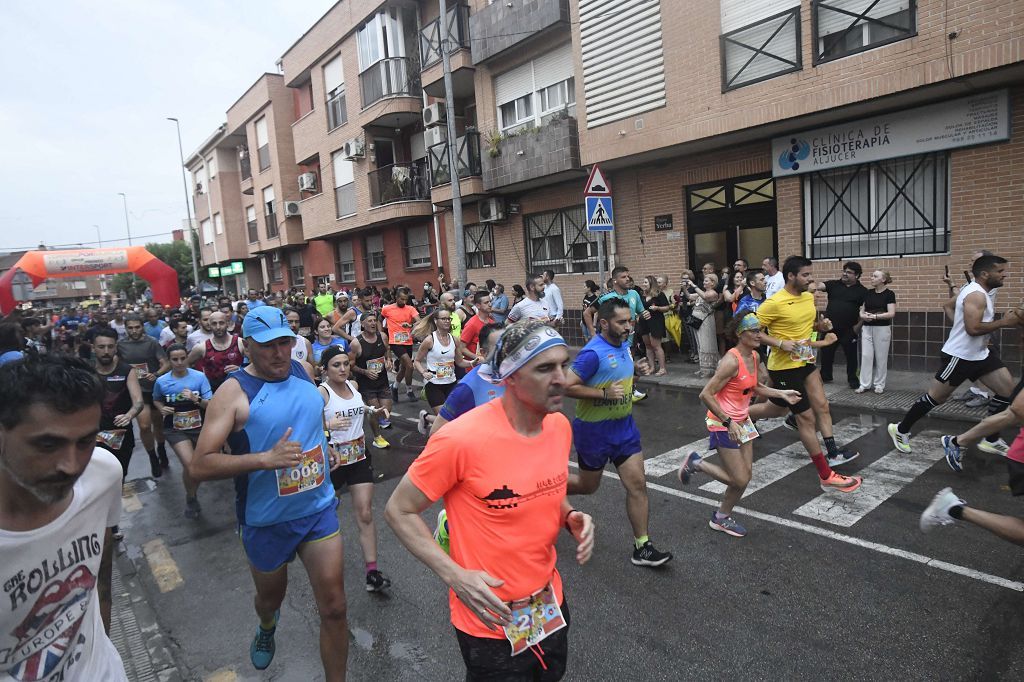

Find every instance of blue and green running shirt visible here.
[571,333,634,424]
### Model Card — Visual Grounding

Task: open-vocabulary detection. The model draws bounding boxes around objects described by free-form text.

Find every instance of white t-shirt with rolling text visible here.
[0,448,126,682]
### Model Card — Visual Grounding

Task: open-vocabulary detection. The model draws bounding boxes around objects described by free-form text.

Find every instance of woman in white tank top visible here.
[317,346,392,592]
[412,309,473,432]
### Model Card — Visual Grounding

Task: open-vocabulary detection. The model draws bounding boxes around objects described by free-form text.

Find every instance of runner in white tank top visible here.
[425,330,457,385]
[943,281,994,361]
[317,346,392,592]
[413,310,472,433]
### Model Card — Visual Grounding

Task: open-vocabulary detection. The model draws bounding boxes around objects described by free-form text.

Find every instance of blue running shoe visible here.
[676,451,702,485]
[709,512,747,538]
[379,417,392,429]
[250,611,278,670]
[942,435,963,472]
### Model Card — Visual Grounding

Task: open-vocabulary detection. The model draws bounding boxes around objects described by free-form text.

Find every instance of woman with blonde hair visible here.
[856,270,896,394]
[640,275,671,375]
[687,272,721,378]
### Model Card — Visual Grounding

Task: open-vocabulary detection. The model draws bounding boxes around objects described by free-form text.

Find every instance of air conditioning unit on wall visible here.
[343,137,365,160]
[478,197,505,223]
[283,201,301,217]
[423,103,446,128]
[298,172,317,191]
[424,126,447,148]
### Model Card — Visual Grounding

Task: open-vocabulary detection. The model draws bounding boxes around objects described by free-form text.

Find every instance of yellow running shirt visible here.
[756,288,816,371]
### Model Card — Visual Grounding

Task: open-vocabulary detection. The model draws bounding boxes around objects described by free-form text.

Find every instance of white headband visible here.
[479,326,566,384]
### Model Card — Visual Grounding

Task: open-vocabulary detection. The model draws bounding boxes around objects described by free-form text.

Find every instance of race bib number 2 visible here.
[502,583,566,656]
[277,444,326,496]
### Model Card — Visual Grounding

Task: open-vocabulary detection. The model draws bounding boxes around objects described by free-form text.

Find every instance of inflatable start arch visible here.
[0,247,181,314]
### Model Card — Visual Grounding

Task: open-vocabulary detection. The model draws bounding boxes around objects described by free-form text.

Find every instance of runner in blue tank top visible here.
[191,306,349,678]
[429,323,506,436]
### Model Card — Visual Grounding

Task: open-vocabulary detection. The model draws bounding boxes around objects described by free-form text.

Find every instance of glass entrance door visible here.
[685,175,778,273]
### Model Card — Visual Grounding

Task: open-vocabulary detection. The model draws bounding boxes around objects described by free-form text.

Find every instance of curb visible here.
[111,550,185,681]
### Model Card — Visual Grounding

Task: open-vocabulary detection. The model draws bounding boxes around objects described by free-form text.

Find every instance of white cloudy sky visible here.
[0,0,337,252]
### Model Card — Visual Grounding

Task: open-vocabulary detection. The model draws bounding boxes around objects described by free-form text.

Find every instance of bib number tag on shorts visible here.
[367,358,385,375]
[277,444,326,496]
[329,437,366,467]
[434,361,455,380]
[503,583,566,656]
[173,409,202,431]
[130,362,148,379]
[394,331,410,344]
[736,417,759,443]
[97,429,127,450]
[790,342,816,363]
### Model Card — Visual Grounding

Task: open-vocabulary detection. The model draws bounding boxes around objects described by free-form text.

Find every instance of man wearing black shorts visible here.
[118,314,170,476]
[754,256,862,491]
[348,311,392,449]
[889,255,1021,456]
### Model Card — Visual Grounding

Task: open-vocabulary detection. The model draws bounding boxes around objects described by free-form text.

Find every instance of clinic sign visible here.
[772,89,1010,177]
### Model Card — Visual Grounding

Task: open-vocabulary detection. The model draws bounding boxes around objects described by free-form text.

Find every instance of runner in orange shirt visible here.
[381,287,420,402]
[385,321,594,680]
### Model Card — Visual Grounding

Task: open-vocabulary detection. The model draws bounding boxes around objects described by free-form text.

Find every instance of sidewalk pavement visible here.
[634,357,992,424]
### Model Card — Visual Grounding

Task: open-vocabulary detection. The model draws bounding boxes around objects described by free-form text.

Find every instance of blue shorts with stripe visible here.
[573,416,642,471]
[239,497,340,573]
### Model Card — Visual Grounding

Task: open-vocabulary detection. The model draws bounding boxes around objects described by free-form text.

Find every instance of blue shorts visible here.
[573,416,642,471]
[708,429,741,451]
[239,497,340,573]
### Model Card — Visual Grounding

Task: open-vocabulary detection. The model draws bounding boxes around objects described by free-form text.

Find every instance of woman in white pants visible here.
[856,270,896,394]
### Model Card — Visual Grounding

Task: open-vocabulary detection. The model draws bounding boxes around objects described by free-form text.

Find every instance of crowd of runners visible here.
[2,254,1023,681]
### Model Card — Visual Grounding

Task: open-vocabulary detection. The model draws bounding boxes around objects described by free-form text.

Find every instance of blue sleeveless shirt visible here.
[227,360,334,527]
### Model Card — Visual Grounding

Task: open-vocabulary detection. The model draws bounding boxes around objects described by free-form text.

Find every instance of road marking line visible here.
[794,432,947,527]
[204,670,237,682]
[142,539,184,593]
[701,420,875,496]
[569,461,1024,592]
[642,417,788,477]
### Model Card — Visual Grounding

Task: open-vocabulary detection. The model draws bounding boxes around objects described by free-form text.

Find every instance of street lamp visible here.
[92,224,101,247]
[117,193,137,297]
[167,117,201,292]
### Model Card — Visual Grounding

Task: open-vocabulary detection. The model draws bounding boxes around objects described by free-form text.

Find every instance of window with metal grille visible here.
[721,8,801,91]
[812,0,915,64]
[464,224,495,269]
[336,240,356,283]
[804,152,948,259]
[403,226,431,269]
[525,206,606,274]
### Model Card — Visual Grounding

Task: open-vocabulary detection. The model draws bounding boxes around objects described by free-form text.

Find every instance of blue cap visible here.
[241,306,295,343]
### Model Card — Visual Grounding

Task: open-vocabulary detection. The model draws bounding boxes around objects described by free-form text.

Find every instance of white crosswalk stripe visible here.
[642,417,788,477]
[700,419,876,497]
[793,431,946,527]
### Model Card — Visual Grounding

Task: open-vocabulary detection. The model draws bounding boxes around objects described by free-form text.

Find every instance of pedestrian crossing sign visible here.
[586,196,614,232]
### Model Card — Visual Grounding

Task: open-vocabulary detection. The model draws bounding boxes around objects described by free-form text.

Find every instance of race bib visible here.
[434,361,455,380]
[277,444,326,496]
[367,358,385,375]
[394,331,411,344]
[130,362,149,379]
[96,429,127,450]
[736,417,759,443]
[503,583,566,656]
[173,409,202,431]
[329,437,366,467]
[790,341,816,363]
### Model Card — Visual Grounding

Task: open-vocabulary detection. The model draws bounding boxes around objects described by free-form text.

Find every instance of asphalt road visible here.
[116,383,1024,681]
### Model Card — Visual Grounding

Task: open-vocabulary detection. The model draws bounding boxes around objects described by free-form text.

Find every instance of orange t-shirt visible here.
[407,399,571,639]
[381,303,418,346]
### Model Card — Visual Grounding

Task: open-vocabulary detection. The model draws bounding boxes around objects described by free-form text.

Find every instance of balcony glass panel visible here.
[359,57,421,107]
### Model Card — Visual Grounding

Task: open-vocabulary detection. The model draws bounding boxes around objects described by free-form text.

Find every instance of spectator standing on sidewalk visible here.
[581,280,600,342]
[543,270,565,324]
[856,270,896,394]
[762,257,784,299]
[813,261,867,388]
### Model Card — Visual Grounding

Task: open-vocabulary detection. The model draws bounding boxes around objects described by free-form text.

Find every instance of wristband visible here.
[722,417,733,428]
[564,509,577,532]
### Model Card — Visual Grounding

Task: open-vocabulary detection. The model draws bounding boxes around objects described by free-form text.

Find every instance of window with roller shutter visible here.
[720,0,801,91]
[812,0,915,64]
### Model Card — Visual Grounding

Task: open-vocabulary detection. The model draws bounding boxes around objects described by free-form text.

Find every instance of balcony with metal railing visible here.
[427,131,485,205]
[420,4,470,69]
[368,160,429,207]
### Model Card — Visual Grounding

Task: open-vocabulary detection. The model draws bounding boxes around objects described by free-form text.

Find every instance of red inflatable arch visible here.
[0,247,181,314]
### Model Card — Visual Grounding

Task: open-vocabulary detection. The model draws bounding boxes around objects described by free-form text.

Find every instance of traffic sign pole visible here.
[584,163,613,294]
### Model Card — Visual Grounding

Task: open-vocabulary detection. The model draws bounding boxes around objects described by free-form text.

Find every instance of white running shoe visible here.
[976,438,1009,457]
[920,487,965,532]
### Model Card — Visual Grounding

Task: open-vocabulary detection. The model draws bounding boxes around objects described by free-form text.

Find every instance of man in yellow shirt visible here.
[753,256,862,492]
[313,282,335,320]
